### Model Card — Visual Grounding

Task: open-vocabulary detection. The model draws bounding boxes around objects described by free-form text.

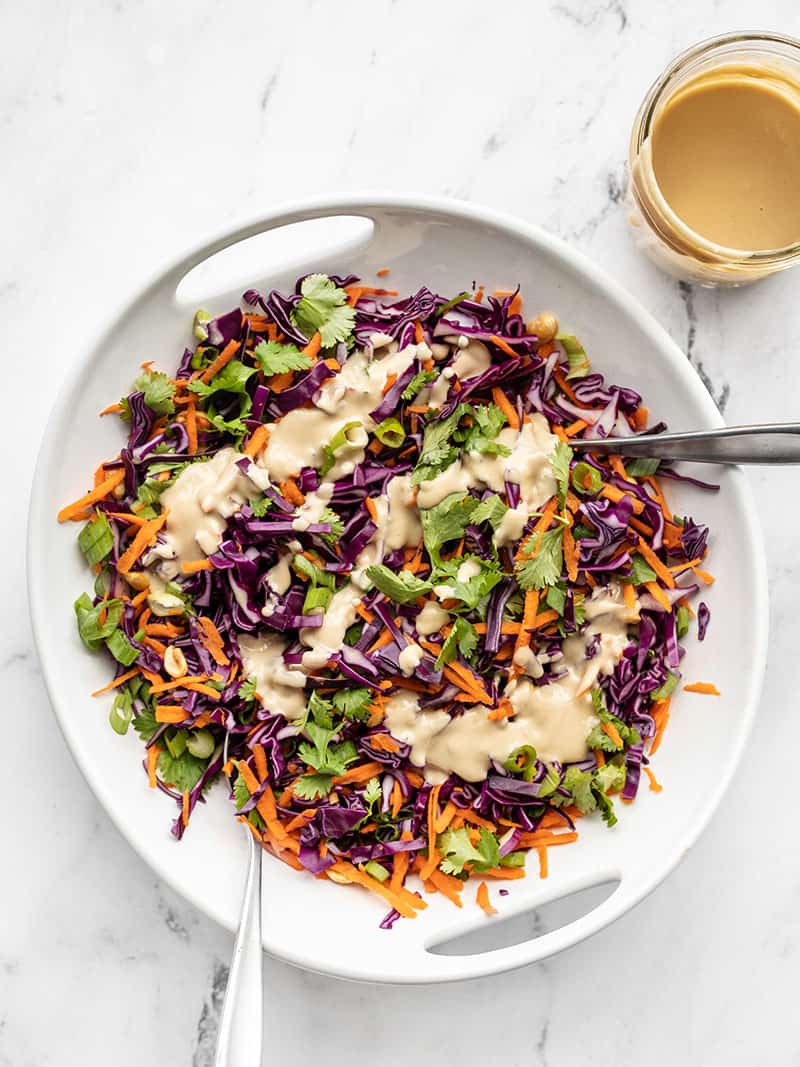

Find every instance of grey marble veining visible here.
[4,0,800,1064]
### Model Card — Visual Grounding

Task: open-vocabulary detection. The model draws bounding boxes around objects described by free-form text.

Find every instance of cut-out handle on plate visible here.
[380,867,626,982]
[167,208,378,307]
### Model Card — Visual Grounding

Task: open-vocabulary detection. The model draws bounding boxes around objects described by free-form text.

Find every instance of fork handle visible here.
[214,831,263,1067]
[570,423,800,464]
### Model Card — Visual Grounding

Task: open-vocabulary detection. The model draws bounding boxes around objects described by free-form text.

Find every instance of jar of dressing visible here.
[627,32,800,285]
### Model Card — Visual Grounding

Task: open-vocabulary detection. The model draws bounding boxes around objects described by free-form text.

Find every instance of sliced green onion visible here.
[499,851,526,868]
[651,671,678,701]
[105,629,139,666]
[108,691,133,736]
[571,461,602,495]
[364,860,390,883]
[319,421,363,475]
[676,605,690,639]
[78,512,114,566]
[374,417,406,449]
[193,308,212,341]
[187,728,215,759]
[502,744,538,781]
[626,457,661,478]
[164,728,187,758]
[303,586,333,614]
[558,334,590,380]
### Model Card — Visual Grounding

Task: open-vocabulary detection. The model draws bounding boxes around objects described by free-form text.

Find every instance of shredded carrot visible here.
[480,867,525,880]
[623,582,637,610]
[390,832,414,892]
[155,705,187,723]
[391,780,404,818]
[602,485,645,515]
[302,332,322,361]
[420,784,442,881]
[636,536,675,588]
[491,386,520,430]
[476,881,497,915]
[692,566,715,585]
[365,497,378,522]
[429,870,463,907]
[643,766,663,793]
[267,371,294,393]
[334,761,384,786]
[355,603,375,624]
[594,749,606,767]
[116,510,170,573]
[244,423,270,457]
[376,267,390,278]
[367,629,395,654]
[514,589,540,660]
[649,699,671,756]
[563,524,579,583]
[147,744,160,788]
[537,847,549,878]
[197,615,230,666]
[564,418,589,437]
[531,609,559,628]
[91,666,140,697]
[332,861,421,918]
[487,698,515,721]
[181,559,214,574]
[182,790,190,827]
[645,582,672,612]
[185,398,198,455]
[279,479,305,506]
[529,499,559,558]
[488,334,518,358]
[632,406,649,431]
[200,339,239,384]
[434,801,457,833]
[382,372,398,396]
[58,468,127,522]
[601,720,623,748]
[459,809,496,831]
[683,682,720,695]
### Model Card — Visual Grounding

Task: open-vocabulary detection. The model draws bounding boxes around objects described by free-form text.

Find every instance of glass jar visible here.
[626,32,800,286]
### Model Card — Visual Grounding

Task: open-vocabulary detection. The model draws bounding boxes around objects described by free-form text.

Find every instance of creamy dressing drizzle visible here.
[298,583,363,669]
[261,342,424,482]
[427,338,492,410]
[415,414,558,514]
[237,632,307,720]
[385,582,638,783]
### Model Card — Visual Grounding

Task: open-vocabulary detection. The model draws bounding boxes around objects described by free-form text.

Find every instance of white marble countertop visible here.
[4,1,800,1063]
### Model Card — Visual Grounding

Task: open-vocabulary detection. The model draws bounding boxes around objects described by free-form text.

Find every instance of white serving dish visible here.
[28,196,768,983]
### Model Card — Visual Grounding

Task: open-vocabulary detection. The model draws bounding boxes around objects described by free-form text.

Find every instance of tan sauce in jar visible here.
[651,66,800,251]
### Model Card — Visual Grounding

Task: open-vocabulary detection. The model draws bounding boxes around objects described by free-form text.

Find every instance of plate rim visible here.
[27,193,769,982]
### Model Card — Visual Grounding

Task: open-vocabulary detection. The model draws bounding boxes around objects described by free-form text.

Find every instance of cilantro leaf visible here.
[515,527,564,590]
[157,749,207,792]
[250,496,271,518]
[562,766,596,814]
[188,360,256,399]
[438,827,486,875]
[292,273,356,347]
[362,776,382,808]
[402,369,437,401]
[474,827,501,871]
[459,403,509,456]
[317,507,344,542]
[293,773,335,801]
[411,404,469,484]
[435,617,478,668]
[125,371,176,416]
[233,773,251,810]
[536,763,562,798]
[552,440,573,507]
[332,687,373,722]
[365,564,432,604]
[237,676,258,702]
[297,723,358,776]
[132,703,159,741]
[433,556,503,611]
[593,760,626,795]
[470,494,508,530]
[252,339,313,376]
[419,492,476,565]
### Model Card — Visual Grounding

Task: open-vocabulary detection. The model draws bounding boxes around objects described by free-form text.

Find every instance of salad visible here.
[59,273,716,922]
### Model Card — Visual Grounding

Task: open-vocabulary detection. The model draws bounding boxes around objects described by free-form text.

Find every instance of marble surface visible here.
[3,1,800,1063]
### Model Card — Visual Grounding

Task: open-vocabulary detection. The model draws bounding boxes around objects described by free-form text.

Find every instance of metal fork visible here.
[569,422,800,463]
